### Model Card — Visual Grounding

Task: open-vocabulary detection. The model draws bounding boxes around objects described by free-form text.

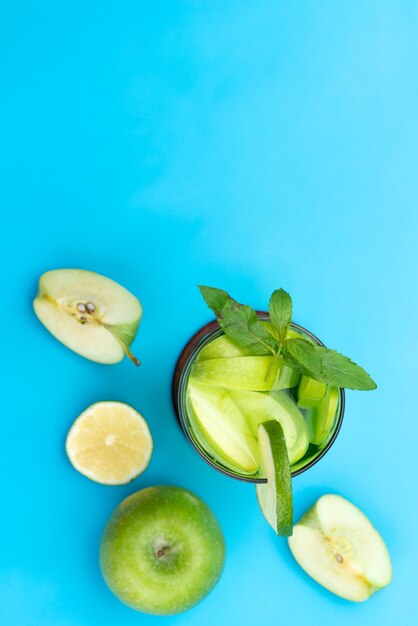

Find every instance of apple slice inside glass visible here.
[230,389,309,464]
[191,356,300,391]
[187,378,259,474]
[306,386,339,445]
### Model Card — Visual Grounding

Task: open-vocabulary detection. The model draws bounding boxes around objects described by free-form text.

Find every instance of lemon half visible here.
[66,401,153,485]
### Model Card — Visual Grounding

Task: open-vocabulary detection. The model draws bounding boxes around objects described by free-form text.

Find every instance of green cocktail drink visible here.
[174,317,345,482]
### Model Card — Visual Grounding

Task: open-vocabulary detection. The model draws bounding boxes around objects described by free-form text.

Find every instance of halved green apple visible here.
[288,494,392,602]
[33,269,142,365]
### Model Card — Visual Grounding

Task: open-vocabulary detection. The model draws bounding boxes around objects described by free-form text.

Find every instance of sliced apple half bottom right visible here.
[288,494,392,602]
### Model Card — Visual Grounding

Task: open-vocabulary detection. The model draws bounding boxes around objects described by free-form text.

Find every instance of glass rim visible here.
[172,313,345,483]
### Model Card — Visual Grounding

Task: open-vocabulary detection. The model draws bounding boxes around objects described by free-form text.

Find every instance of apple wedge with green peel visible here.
[288,494,392,602]
[306,386,339,445]
[196,334,250,361]
[255,420,293,536]
[33,269,142,365]
[297,375,328,409]
[230,390,309,464]
[187,378,259,474]
[191,356,300,391]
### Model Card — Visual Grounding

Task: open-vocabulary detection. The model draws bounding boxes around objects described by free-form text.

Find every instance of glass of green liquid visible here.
[172,314,345,483]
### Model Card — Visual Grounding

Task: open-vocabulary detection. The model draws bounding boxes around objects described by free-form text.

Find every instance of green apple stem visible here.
[104,323,141,366]
[156,545,171,558]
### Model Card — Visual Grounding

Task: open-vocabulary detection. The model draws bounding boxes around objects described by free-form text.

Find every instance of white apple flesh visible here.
[100,486,225,615]
[33,269,142,364]
[187,378,259,474]
[288,494,392,602]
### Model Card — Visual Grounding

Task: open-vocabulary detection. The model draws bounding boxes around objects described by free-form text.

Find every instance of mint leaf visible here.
[220,299,278,355]
[314,347,377,390]
[282,352,315,377]
[198,286,230,316]
[286,338,322,378]
[269,289,292,343]
[198,286,278,355]
[283,351,316,378]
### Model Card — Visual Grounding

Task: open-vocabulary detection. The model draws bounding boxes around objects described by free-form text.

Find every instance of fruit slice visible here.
[231,390,309,464]
[196,334,250,361]
[33,269,142,364]
[288,494,392,602]
[191,356,300,391]
[297,375,328,409]
[66,401,153,485]
[306,386,339,445]
[255,420,293,536]
[187,379,259,473]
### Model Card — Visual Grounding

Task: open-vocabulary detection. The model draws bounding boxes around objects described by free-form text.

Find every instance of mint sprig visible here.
[198,286,278,356]
[198,286,377,391]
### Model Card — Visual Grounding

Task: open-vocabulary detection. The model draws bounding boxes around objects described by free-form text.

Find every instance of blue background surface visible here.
[1,1,417,624]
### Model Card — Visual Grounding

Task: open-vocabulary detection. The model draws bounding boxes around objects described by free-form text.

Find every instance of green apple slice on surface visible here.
[306,386,339,445]
[231,390,309,464]
[255,420,293,536]
[288,494,392,602]
[191,356,300,391]
[33,269,142,364]
[187,378,259,473]
[297,375,328,409]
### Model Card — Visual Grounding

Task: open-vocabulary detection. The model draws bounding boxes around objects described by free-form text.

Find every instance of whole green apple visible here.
[100,486,225,615]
